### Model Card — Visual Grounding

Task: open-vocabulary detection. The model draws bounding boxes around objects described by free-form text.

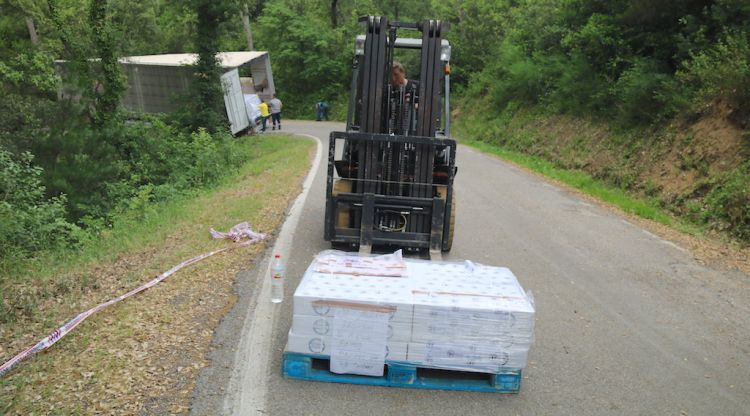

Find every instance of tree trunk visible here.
[242,3,254,50]
[26,17,39,44]
[330,0,338,28]
[192,2,224,132]
[89,0,125,125]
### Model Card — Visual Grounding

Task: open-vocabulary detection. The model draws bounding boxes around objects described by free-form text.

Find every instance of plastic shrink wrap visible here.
[288,250,535,374]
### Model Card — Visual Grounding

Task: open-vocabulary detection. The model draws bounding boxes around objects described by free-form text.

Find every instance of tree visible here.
[242,3,255,50]
[255,0,349,115]
[330,0,338,27]
[178,0,236,133]
[89,0,125,125]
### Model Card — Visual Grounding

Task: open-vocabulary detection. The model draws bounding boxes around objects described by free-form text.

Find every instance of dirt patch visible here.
[648,102,748,200]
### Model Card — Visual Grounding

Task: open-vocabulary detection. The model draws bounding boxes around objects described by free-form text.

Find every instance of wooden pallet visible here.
[282,350,522,393]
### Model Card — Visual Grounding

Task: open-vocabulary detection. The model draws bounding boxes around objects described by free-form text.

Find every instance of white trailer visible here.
[119,51,275,135]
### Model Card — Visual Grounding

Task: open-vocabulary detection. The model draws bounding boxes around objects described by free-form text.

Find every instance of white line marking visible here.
[641,228,688,253]
[658,238,689,253]
[641,228,660,239]
[222,133,322,415]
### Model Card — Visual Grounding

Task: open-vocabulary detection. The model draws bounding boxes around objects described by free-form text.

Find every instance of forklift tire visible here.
[442,191,456,252]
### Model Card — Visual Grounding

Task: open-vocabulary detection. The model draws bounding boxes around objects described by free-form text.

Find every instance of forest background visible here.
[1,0,749,293]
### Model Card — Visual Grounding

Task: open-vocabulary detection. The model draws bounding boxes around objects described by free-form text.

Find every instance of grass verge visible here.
[0,134,314,415]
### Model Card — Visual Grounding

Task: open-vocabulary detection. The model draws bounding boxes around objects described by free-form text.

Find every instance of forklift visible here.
[324,16,456,258]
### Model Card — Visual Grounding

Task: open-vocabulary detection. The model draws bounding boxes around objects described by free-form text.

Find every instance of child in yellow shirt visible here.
[259,100,270,132]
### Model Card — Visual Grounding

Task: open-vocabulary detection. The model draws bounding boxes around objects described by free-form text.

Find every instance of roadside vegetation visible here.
[0,135,313,414]
[446,0,750,244]
[2,3,317,409]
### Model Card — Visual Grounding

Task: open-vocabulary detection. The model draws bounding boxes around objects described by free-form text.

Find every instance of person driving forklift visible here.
[391,61,419,101]
[389,61,419,135]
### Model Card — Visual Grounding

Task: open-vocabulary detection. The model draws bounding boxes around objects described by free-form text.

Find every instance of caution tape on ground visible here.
[0,222,265,377]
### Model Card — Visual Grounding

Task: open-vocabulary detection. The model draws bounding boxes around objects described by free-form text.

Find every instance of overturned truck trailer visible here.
[325,16,456,257]
[119,52,275,134]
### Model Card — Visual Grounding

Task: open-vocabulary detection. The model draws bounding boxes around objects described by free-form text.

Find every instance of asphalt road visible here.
[192,120,750,416]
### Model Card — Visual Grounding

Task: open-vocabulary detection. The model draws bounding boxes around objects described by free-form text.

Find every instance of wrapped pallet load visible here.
[286,250,535,382]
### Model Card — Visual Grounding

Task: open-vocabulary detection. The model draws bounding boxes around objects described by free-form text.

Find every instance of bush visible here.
[30,120,124,220]
[543,53,611,116]
[106,123,245,214]
[613,58,685,125]
[186,128,225,187]
[704,161,750,241]
[469,40,548,112]
[0,147,81,260]
[678,31,750,125]
[24,112,251,226]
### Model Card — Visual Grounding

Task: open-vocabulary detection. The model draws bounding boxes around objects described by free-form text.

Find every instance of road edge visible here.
[189,133,323,416]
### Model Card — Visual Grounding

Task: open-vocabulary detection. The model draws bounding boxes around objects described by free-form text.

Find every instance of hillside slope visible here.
[455,102,750,243]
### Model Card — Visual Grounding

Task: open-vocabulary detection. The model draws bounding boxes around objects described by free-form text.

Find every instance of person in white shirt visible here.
[269,95,283,130]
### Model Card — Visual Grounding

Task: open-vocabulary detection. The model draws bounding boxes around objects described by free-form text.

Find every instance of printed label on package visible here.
[424,341,508,373]
[330,308,389,376]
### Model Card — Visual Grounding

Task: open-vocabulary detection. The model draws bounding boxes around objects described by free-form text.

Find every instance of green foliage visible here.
[0,50,60,93]
[0,109,262,266]
[0,147,81,261]
[183,128,230,187]
[561,12,627,77]
[108,0,197,55]
[30,119,124,220]
[174,1,236,133]
[545,53,610,115]
[704,161,750,240]
[487,41,547,109]
[678,30,750,125]
[0,28,61,152]
[612,58,684,125]
[432,0,511,87]
[89,0,127,125]
[255,0,349,117]
[455,0,750,127]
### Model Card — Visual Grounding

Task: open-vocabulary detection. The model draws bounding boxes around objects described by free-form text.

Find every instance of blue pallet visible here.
[282,350,522,393]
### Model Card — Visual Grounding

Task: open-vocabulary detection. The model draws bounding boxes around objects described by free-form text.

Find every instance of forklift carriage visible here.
[324,16,457,256]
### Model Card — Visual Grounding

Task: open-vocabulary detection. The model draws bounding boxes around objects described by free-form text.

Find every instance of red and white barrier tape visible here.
[0,222,265,377]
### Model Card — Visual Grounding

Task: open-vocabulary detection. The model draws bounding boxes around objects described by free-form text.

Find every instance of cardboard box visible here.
[290,314,412,342]
[289,251,536,373]
[287,330,408,361]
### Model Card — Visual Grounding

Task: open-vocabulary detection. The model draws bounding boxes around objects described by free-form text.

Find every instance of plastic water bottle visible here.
[271,254,284,303]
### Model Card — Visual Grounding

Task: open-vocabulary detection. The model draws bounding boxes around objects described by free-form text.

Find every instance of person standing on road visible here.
[269,95,282,130]
[258,99,270,132]
[315,100,323,121]
[315,100,330,121]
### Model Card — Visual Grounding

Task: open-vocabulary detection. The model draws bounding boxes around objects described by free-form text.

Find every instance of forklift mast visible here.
[325,16,456,257]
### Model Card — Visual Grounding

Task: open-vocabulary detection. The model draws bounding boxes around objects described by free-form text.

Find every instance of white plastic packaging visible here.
[271,254,284,303]
[288,250,536,374]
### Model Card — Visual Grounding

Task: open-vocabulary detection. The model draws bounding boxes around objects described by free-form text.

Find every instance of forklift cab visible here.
[349,34,453,139]
[325,17,457,257]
